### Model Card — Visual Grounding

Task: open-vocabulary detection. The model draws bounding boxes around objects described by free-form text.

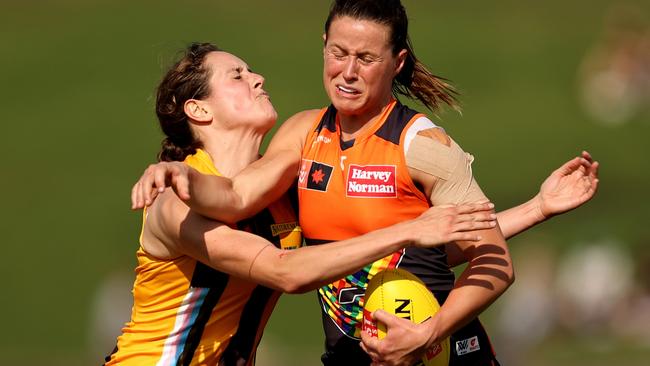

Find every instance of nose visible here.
[252,73,265,89]
[342,57,358,81]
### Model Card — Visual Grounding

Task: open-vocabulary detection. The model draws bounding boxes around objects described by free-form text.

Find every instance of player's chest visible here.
[299,134,406,199]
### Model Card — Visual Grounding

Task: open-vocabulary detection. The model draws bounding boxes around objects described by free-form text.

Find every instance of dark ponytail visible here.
[325,0,459,112]
[155,42,220,162]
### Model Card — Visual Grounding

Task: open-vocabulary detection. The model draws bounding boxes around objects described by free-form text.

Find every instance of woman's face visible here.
[323,16,404,120]
[203,51,277,130]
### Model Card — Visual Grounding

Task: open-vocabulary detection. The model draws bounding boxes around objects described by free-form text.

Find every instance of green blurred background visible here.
[2,0,649,365]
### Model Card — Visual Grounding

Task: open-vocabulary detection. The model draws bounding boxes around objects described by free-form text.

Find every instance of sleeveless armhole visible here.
[399,115,438,204]
[138,200,185,262]
[138,207,147,248]
[301,107,333,155]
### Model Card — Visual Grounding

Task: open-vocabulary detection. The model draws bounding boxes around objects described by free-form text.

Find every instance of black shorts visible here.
[320,318,500,366]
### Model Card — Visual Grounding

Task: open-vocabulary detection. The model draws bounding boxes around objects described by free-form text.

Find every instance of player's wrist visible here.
[529,193,551,222]
[388,219,419,247]
[422,314,443,349]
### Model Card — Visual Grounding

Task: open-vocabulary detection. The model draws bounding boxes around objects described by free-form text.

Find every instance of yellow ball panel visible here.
[363,268,450,366]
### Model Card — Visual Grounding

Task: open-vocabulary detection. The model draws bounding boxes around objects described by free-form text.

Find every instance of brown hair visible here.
[155,42,220,162]
[325,0,459,112]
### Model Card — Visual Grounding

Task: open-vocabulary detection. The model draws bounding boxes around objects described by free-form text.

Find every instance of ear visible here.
[322,33,328,57]
[394,49,408,76]
[184,99,212,124]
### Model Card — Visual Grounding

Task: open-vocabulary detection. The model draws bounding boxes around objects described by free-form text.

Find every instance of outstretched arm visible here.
[131,110,318,223]
[444,151,600,267]
[150,190,497,294]
[497,151,599,238]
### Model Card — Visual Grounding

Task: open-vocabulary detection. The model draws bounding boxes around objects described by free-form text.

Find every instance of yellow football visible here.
[362,268,450,366]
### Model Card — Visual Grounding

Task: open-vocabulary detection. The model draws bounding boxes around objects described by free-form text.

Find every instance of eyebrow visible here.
[227,66,254,74]
[327,44,378,58]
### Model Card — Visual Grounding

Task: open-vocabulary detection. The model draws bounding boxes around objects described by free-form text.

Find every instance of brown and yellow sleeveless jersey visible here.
[105,149,302,366]
[298,100,455,341]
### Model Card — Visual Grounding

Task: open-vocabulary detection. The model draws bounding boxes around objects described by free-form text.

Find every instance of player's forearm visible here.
[425,230,514,347]
[187,149,300,223]
[231,151,300,219]
[444,243,467,268]
[254,223,415,294]
[496,196,546,239]
[184,165,293,224]
[184,170,248,223]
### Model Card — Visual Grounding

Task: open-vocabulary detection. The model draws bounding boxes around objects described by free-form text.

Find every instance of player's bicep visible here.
[406,127,487,206]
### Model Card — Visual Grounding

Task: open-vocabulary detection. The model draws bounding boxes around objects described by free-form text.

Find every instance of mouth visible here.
[257,91,270,99]
[336,84,360,95]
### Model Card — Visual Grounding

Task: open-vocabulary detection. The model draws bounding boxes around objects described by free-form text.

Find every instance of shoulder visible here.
[282,109,323,130]
[403,116,450,151]
[404,119,471,182]
[415,126,451,146]
[140,190,189,258]
[269,109,323,153]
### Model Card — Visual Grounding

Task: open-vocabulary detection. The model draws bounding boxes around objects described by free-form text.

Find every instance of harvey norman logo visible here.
[346,165,397,198]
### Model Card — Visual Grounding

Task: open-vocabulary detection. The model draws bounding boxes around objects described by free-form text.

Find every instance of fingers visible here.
[454,219,497,231]
[372,309,403,327]
[360,331,382,362]
[590,160,600,179]
[131,181,141,210]
[453,209,497,235]
[455,201,494,214]
[142,165,159,207]
[171,169,192,201]
[556,156,584,176]
[131,163,173,209]
[448,232,483,242]
[552,152,597,180]
[454,210,496,223]
[154,166,169,195]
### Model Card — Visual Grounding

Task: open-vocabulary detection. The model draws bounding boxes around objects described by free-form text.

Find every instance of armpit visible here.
[405,128,487,205]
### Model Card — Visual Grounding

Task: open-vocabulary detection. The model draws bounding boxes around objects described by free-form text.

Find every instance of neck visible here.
[198,128,265,178]
[338,97,394,141]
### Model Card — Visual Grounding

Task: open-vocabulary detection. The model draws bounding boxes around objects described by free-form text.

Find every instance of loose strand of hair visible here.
[394,58,460,114]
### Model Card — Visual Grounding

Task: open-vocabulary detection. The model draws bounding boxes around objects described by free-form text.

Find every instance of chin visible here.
[331,99,364,116]
[261,112,278,131]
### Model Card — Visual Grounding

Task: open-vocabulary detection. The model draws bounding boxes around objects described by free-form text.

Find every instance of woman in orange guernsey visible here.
[131,2,600,365]
[107,43,500,366]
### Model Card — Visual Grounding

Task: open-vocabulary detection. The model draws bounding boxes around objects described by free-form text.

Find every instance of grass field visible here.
[1,0,649,364]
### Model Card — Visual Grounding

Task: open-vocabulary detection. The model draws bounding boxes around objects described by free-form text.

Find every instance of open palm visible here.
[538,151,599,219]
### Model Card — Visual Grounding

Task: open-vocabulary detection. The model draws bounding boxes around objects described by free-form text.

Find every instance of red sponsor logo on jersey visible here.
[346,165,397,198]
[298,159,333,192]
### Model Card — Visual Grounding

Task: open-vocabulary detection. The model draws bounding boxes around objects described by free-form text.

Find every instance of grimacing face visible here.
[202,51,277,131]
[323,16,405,122]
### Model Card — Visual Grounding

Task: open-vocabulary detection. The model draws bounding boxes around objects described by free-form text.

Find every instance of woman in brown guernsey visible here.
[131,2,599,365]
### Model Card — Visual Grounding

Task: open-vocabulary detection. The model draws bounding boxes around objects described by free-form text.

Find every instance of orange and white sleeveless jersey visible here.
[298,100,455,341]
[105,149,302,366]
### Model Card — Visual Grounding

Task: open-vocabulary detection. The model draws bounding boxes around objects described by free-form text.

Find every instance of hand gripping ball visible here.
[362,268,450,366]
